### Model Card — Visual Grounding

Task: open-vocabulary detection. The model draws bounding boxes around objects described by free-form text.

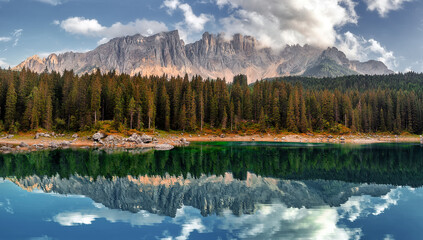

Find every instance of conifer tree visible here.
[5,82,17,131]
[128,97,136,129]
[91,73,102,124]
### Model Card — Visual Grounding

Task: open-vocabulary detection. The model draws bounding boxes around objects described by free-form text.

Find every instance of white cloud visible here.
[364,0,413,17]
[384,234,395,240]
[162,1,213,42]
[176,218,206,240]
[0,37,11,42]
[35,0,63,5]
[162,0,180,12]
[53,212,97,226]
[59,17,105,37]
[57,17,168,45]
[12,29,22,47]
[336,31,397,69]
[53,208,165,227]
[339,188,402,222]
[216,0,358,49]
[215,204,361,240]
[178,3,211,32]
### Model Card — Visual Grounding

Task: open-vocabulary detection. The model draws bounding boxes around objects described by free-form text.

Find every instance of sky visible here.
[0,0,422,72]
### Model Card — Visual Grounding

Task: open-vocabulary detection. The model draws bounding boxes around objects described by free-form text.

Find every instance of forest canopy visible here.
[0,68,422,134]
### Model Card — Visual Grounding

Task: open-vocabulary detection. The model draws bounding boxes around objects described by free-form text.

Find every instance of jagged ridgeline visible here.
[2,143,423,187]
[0,69,422,134]
[13,31,393,81]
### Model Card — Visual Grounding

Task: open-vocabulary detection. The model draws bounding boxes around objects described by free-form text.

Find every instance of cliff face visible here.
[14,30,394,82]
[10,173,393,217]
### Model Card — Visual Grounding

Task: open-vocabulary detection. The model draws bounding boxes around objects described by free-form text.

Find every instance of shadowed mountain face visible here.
[14,31,393,82]
[9,173,393,217]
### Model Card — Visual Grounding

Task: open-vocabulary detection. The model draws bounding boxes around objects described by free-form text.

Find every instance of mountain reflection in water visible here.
[0,142,422,239]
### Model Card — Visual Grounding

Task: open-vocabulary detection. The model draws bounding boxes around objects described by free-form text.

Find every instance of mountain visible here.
[9,173,393,217]
[14,30,394,82]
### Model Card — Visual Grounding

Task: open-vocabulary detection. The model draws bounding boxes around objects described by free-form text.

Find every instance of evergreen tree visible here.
[128,97,136,129]
[5,82,17,131]
[90,73,102,124]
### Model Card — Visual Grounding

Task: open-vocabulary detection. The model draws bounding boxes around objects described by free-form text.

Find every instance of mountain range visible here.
[14,30,393,82]
[10,173,393,217]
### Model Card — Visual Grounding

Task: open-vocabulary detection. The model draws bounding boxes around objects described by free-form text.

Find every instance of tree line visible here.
[3,144,423,186]
[0,68,422,134]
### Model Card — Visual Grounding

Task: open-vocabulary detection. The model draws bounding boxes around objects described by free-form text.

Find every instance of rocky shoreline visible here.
[0,132,191,154]
[0,131,421,154]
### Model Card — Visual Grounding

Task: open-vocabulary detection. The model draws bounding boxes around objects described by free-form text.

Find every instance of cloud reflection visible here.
[53,205,165,227]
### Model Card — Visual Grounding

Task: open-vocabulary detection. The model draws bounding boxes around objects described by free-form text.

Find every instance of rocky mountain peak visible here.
[14,30,394,82]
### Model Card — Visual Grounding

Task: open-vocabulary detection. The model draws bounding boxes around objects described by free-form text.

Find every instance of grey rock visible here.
[93,132,107,141]
[14,31,393,82]
[49,142,59,148]
[19,142,29,148]
[72,133,79,138]
[140,134,152,143]
[12,173,394,217]
[0,146,12,151]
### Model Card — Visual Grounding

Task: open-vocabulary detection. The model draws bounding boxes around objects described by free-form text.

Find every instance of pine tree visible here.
[128,97,136,129]
[199,93,204,131]
[44,95,53,130]
[91,73,102,124]
[286,93,298,132]
[221,107,227,129]
[380,108,386,132]
[5,82,17,131]
[179,104,187,131]
[299,95,308,133]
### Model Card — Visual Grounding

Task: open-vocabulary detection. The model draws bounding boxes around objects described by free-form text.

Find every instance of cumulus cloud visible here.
[336,31,397,69]
[35,0,64,5]
[364,0,413,17]
[216,0,358,49]
[162,1,212,42]
[53,207,165,227]
[54,212,96,226]
[56,17,168,45]
[339,188,403,222]
[162,0,180,12]
[216,204,361,240]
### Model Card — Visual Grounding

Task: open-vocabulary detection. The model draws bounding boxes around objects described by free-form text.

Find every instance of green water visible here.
[1,142,423,186]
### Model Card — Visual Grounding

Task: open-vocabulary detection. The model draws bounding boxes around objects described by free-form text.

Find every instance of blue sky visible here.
[0,0,421,72]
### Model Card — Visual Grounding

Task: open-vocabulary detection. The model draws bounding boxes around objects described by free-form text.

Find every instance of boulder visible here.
[140,134,153,143]
[0,146,12,151]
[72,133,79,138]
[60,141,71,147]
[19,142,29,148]
[49,142,59,148]
[180,138,190,145]
[93,132,107,141]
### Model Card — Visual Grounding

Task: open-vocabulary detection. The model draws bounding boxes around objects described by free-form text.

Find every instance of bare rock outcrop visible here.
[14,31,394,82]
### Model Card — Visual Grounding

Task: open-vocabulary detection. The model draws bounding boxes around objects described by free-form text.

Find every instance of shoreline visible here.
[0,132,421,153]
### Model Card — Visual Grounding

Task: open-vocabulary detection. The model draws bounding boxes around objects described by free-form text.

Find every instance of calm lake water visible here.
[1,142,423,240]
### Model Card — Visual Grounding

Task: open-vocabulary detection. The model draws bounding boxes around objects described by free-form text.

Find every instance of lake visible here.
[1,142,423,240]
